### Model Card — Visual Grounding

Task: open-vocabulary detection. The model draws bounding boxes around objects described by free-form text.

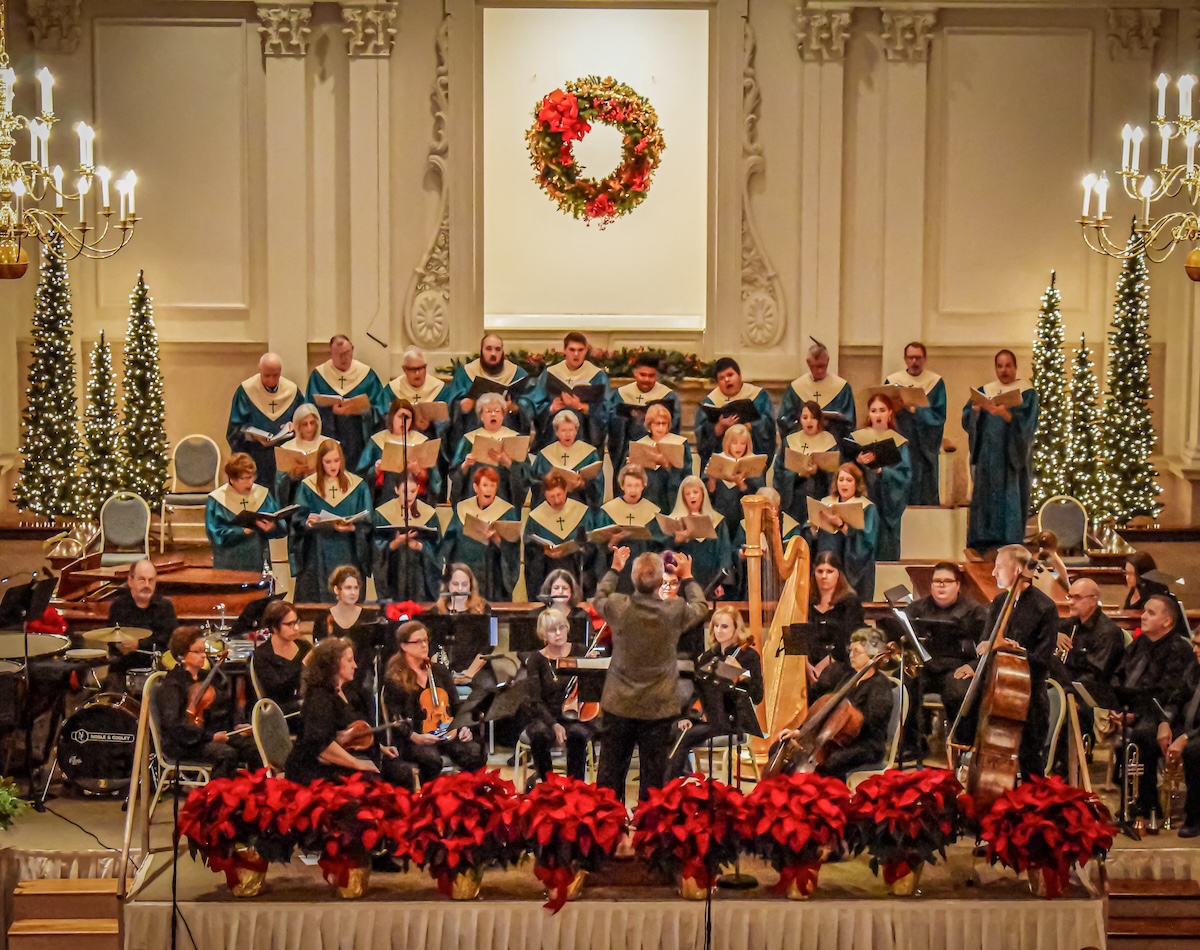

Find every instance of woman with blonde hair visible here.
[274,403,334,505]
[433,563,491,615]
[667,475,735,598]
[704,422,765,534]
[628,402,690,512]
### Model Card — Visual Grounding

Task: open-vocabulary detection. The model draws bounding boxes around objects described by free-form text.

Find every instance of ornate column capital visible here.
[258,4,313,58]
[796,8,851,63]
[1107,8,1161,61]
[880,9,937,63]
[26,0,81,54]
[341,3,398,59]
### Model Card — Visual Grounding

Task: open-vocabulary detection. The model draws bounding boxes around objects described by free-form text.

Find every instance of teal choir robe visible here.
[305,360,384,473]
[962,381,1039,551]
[289,472,374,604]
[356,430,443,504]
[605,380,682,473]
[205,483,287,572]
[520,359,610,454]
[780,512,806,545]
[523,498,592,599]
[374,374,452,500]
[693,383,776,471]
[526,439,603,509]
[775,429,838,529]
[812,495,879,602]
[440,496,522,601]
[585,496,664,592]
[272,435,335,508]
[671,512,736,598]
[371,498,442,602]
[704,453,765,535]
[447,357,530,440]
[630,433,691,513]
[884,369,947,506]
[226,374,305,488]
[447,426,525,505]
[845,427,911,561]
[780,372,856,444]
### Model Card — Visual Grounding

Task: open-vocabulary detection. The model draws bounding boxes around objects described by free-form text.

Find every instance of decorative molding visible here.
[257,5,312,58]
[741,21,786,349]
[341,3,397,58]
[403,16,450,349]
[796,8,850,63]
[26,0,81,54]
[880,9,937,62]
[1106,8,1160,60]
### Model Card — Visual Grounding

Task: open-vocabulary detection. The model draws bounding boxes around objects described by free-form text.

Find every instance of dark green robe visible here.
[289,473,374,604]
[440,497,521,601]
[811,495,879,601]
[962,382,1039,551]
[371,498,442,602]
[780,373,856,445]
[226,375,305,488]
[526,439,603,509]
[205,483,287,572]
[305,360,384,473]
[693,383,776,471]
[630,434,692,512]
[885,370,946,506]
[586,497,664,593]
[523,499,592,600]
[447,426,526,506]
[520,359,610,454]
[775,429,838,528]
[605,380,682,474]
[845,427,911,562]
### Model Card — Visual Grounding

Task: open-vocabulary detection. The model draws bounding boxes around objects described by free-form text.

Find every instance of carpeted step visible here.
[7,918,119,950]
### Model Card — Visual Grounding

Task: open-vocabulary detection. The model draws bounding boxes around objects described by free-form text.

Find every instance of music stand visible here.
[783,622,847,665]
[423,614,493,673]
[0,574,56,804]
[1073,680,1155,841]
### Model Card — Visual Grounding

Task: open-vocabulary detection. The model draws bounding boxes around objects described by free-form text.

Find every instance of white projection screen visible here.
[482,7,709,331]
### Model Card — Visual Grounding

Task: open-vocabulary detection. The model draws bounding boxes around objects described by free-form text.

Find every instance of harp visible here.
[741,494,810,752]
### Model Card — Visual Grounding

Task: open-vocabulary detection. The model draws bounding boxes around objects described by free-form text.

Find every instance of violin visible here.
[419,659,453,734]
[185,656,226,728]
[336,719,406,751]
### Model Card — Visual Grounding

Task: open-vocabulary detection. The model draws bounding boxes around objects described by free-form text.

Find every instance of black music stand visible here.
[508,610,589,654]
[1073,680,1155,841]
[783,622,847,665]
[0,574,56,804]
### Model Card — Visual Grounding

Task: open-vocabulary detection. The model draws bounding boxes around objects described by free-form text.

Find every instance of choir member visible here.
[850,392,912,561]
[780,340,856,444]
[441,466,521,601]
[628,403,690,512]
[806,551,866,700]
[447,333,529,441]
[588,464,665,593]
[273,404,332,506]
[811,463,879,602]
[251,600,311,717]
[372,469,442,603]
[285,637,415,789]
[357,398,443,502]
[289,440,373,604]
[374,346,451,435]
[1159,631,1200,837]
[962,349,1039,552]
[521,332,610,452]
[526,410,603,509]
[154,627,260,778]
[775,400,838,529]
[518,606,597,785]
[448,392,524,505]
[1123,551,1166,611]
[382,621,487,783]
[524,472,590,601]
[433,564,493,616]
[666,476,735,598]
[884,342,947,506]
[107,559,177,678]
[226,352,305,488]
[606,353,681,470]
[305,334,384,471]
[666,605,764,779]
[205,453,288,572]
[693,358,776,471]
[312,566,381,692]
[704,423,764,535]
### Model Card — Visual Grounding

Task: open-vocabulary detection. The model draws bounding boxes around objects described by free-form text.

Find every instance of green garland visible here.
[439,347,715,383]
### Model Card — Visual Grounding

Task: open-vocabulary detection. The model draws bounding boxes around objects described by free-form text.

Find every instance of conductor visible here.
[594,547,708,802]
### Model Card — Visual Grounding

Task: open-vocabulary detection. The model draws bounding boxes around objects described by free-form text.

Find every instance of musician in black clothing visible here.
[251,600,311,718]
[154,627,259,779]
[284,637,414,789]
[1158,630,1200,837]
[108,559,178,679]
[666,605,764,780]
[382,621,487,784]
[1122,551,1165,611]
[808,552,865,701]
[519,606,597,785]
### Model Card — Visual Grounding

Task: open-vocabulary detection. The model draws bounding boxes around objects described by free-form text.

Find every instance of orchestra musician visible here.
[1124,551,1166,611]
[226,352,305,488]
[433,564,492,615]
[382,621,487,784]
[250,600,311,718]
[204,453,288,571]
[807,551,865,701]
[154,627,260,779]
[107,559,178,679]
[312,566,380,693]
[1159,628,1200,838]
[538,569,592,629]
[284,637,415,790]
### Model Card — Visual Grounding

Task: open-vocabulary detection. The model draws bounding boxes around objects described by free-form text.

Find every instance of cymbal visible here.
[82,626,150,645]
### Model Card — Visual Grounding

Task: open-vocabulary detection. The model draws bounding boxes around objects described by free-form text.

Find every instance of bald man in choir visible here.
[448,333,530,441]
[521,331,610,453]
[779,340,856,445]
[227,353,306,487]
[693,357,776,471]
[962,348,1039,552]
[606,352,681,472]
[305,334,384,471]
[882,342,946,506]
[374,346,451,441]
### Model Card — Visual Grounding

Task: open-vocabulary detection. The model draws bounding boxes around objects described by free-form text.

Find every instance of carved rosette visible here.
[403,17,451,349]
[26,0,81,54]
[258,5,312,58]
[741,20,787,348]
[1106,9,1161,61]
[796,9,850,63]
[342,4,398,58]
[880,10,937,63]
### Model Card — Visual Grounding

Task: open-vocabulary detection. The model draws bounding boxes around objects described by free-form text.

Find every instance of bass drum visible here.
[58,695,141,794]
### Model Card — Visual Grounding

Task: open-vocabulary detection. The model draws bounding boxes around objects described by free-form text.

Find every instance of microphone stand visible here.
[400,410,411,604]
[888,598,931,770]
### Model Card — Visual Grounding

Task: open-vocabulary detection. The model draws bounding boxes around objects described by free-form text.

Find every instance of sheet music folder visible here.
[783,622,849,664]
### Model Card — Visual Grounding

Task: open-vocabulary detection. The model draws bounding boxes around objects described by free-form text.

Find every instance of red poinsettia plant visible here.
[179,770,300,888]
[849,768,973,884]
[405,769,523,895]
[515,774,628,912]
[631,775,744,891]
[979,775,1116,898]
[385,600,425,622]
[737,773,852,897]
[26,606,66,635]
[287,775,412,888]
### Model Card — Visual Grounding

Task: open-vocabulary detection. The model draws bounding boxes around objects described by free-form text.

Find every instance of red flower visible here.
[585,194,616,223]
[26,607,66,635]
[634,137,649,154]
[558,144,574,168]
[385,600,424,622]
[631,775,743,889]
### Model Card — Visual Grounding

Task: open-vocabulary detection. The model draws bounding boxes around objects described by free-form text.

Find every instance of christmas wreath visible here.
[527,75,665,228]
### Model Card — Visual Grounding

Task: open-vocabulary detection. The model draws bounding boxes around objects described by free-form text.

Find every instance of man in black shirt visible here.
[1158,629,1200,837]
[107,560,178,681]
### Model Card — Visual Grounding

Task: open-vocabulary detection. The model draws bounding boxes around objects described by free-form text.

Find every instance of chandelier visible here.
[0,1,138,279]
[1077,72,1200,281]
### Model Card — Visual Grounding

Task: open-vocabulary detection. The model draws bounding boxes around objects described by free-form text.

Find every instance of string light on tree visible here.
[1064,333,1111,527]
[1030,270,1070,509]
[119,271,168,506]
[78,330,124,520]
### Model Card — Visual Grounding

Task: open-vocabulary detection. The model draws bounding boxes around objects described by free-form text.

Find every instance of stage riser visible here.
[12,891,118,922]
[1108,938,1200,950]
[6,919,118,950]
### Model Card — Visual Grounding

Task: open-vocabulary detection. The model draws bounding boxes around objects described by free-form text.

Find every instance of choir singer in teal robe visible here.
[810,463,879,601]
[848,393,912,561]
[523,471,591,599]
[519,331,610,453]
[585,463,664,593]
[226,353,305,488]
[780,341,856,444]
[605,352,681,470]
[693,358,776,471]
[205,453,288,571]
[440,466,521,602]
[372,470,442,602]
[305,334,384,472]
[884,342,946,506]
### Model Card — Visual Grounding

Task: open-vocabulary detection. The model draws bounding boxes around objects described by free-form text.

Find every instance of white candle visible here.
[37,124,48,170]
[12,179,24,223]
[1121,124,1133,171]
[1157,73,1170,117]
[124,171,136,216]
[1180,75,1197,119]
[34,67,53,115]
[76,177,89,224]
[27,120,40,165]
[0,68,15,115]
[1082,173,1098,217]
[1187,130,1198,175]
[96,166,111,211]
[1131,126,1145,172]
[1161,124,1171,167]
[116,180,128,221]
[51,166,63,210]
[1096,173,1110,216]
[1140,174,1154,225]
[74,123,93,169]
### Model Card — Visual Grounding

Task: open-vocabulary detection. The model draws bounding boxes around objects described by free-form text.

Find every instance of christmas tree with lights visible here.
[1030,271,1070,509]
[1101,240,1161,524]
[1065,333,1111,525]
[78,331,124,520]
[119,271,169,506]
[14,235,83,517]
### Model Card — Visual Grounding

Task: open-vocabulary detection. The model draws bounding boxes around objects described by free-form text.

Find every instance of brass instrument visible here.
[1123,741,1143,825]
[1054,621,1079,664]
[1161,757,1184,830]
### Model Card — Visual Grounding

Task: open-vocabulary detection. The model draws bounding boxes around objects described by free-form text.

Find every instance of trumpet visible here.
[1054,621,1078,664]
[1123,741,1144,824]
[1162,757,1184,831]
